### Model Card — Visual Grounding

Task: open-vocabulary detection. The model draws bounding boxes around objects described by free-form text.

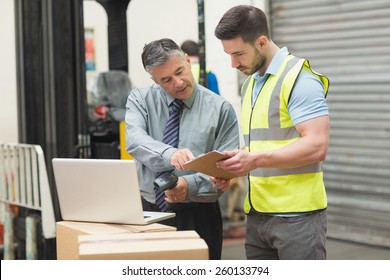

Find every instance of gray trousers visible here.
[245,209,327,260]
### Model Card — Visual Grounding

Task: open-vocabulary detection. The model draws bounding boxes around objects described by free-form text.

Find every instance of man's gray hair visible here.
[142,38,186,74]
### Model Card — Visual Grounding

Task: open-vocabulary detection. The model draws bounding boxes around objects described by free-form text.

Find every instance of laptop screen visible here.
[52,158,174,225]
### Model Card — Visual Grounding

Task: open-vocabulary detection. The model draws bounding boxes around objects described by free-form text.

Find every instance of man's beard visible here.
[247,49,266,75]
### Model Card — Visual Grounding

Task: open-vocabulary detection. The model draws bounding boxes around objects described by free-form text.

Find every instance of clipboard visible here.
[183,150,237,179]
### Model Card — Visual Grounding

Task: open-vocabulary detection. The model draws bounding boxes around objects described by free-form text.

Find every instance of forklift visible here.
[5,0,207,260]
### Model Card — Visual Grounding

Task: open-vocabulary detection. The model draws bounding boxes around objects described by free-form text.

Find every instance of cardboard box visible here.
[56,221,176,260]
[78,230,209,260]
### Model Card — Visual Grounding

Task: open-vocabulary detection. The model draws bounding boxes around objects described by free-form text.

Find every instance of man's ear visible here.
[184,53,191,64]
[254,35,266,50]
[256,35,267,49]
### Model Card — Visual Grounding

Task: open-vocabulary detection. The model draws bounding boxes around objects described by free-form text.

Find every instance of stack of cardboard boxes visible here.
[56,221,209,260]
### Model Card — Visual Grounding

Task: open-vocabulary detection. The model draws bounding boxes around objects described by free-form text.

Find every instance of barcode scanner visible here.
[153,173,178,193]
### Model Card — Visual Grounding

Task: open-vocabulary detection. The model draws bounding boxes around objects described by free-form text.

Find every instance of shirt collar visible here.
[162,86,197,109]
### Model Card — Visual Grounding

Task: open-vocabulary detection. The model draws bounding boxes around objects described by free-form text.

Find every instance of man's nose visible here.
[174,76,184,87]
[231,56,240,68]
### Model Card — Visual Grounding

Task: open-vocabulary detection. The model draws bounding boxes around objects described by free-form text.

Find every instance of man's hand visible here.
[170,148,194,170]
[211,177,230,192]
[165,177,188,203]
[216,149,254,177]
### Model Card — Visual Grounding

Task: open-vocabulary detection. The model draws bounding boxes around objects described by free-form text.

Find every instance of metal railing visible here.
[0,143,56,259]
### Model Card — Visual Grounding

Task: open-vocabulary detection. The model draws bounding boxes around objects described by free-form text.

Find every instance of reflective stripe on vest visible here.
[241,54,329,214]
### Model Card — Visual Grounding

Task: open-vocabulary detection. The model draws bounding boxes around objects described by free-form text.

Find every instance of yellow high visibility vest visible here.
[241,54,329,214]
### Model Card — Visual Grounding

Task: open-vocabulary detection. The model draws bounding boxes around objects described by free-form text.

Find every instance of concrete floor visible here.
[222,231,390,260]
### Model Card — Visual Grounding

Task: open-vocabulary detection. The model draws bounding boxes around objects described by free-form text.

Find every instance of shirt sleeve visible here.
[125,88,174,173]
[288,68,329,125]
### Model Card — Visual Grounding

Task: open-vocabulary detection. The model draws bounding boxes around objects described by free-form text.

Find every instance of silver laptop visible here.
[52,158,175,225]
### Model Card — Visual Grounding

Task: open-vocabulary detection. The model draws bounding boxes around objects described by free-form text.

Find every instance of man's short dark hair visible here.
[215,5,269,44]
[180,40,199,57]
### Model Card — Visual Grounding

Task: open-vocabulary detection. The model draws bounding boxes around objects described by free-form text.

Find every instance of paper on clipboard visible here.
[183,150,237,179]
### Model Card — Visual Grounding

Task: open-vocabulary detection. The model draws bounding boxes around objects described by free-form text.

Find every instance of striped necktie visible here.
[155,99,184,211]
